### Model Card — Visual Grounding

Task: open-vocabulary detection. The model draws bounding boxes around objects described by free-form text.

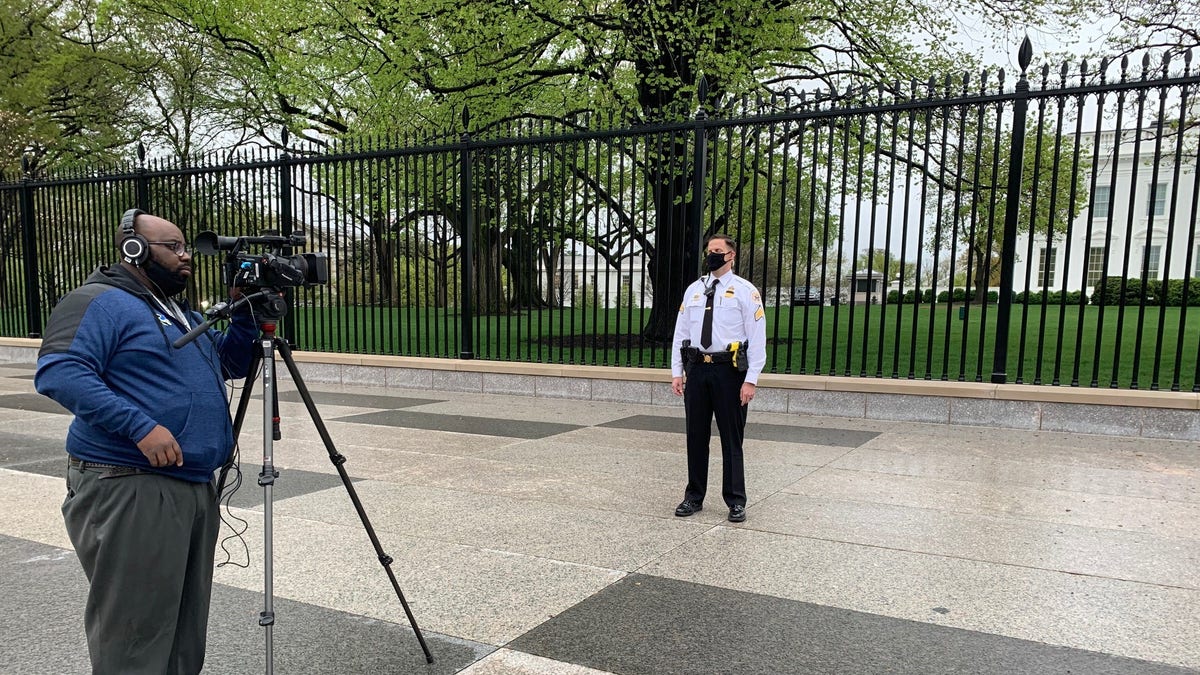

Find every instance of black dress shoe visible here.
[728,504,746,522]
[675,500,703,517]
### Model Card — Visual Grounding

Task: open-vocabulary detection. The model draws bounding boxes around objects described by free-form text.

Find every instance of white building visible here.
[1013,124,1200,294]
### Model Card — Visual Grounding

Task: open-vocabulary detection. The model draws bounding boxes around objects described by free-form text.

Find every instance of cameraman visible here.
[35,210,258,674]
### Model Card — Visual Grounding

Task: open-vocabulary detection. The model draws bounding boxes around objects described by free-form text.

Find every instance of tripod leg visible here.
[259,336,280,674]
[275,339,435,664]
[218,342,262,496]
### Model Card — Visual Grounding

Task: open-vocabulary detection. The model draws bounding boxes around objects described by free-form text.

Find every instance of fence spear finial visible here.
[1018,35,1033,74]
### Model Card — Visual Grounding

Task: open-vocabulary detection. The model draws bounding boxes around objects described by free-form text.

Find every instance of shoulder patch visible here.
[754,307,765,321]
[751,290,760,302]
[679,303,684,313]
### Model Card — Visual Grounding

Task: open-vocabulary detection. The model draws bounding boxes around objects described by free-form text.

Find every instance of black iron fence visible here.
[3,42,1200,389]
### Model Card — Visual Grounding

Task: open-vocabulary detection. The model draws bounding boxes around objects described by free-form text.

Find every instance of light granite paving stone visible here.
[386,367,435,390]
[482,373,537,396]
[589,379,653,404]
[865,393,951,424]
[535,376,592,400]
[787,390,867,418]
[1140,408,1200,441]
[750,492,1199,588]
[432,370,484,393]
[831,445,1199,503]
[373,444,817,516]
[949,397,1041,429]
[211,505,626,646]
[1040,402,1145,436]
[458,649,615,675]
[0,414,73,439]
[494,429,849,474]
[272,481,707,571]
[785,467,1200,539]
[0,469,72,549]
[640,527,1200,669]
[373,450,691,512]
[856,429,1200,471]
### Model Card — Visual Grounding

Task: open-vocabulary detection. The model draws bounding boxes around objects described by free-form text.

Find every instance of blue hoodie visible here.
[35,265,258,483]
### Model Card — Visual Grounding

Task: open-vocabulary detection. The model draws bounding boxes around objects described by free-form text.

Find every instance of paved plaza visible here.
[0,359,1196,674]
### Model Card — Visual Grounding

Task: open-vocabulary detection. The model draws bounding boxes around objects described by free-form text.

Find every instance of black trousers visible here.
[683,361,748,508]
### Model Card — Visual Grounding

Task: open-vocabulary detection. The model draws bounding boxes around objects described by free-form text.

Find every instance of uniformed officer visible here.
[670,233,767,522]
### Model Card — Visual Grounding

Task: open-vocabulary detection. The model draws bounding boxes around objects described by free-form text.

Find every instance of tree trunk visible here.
[641,163,698,342]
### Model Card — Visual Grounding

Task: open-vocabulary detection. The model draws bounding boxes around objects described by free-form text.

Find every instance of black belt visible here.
[684,349,734,365]
[68,456,145,475]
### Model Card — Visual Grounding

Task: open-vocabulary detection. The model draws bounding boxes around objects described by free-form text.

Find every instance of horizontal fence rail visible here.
[3,45,1199,389]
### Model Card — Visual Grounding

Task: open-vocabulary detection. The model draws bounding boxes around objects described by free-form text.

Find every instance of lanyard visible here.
[151,296,192,331]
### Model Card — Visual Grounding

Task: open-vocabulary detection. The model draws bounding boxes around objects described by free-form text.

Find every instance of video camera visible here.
[195,230,329,290]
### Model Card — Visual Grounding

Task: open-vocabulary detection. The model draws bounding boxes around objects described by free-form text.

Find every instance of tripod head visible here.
[172,288,285,349]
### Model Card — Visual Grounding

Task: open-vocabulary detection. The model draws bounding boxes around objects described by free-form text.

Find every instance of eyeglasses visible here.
[147,240,192,256]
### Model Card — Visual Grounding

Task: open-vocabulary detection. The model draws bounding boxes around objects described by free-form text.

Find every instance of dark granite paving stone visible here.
[0,431,67,466]
[509,574,1192,675]
[274,390,445,410]
[599,414,878,447]
[0,534,483,675]
[332,410,582,439]
[219,462,363,510]
[0,393,69,415]
[5,457,69,480]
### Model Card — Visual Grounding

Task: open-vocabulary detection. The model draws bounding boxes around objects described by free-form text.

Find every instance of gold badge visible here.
[724,288,736,298]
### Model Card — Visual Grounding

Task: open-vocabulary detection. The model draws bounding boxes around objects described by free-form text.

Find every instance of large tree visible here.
[80,0,1090,337]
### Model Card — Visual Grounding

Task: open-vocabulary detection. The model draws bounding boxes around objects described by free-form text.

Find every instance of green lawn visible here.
[280,303,1200,391]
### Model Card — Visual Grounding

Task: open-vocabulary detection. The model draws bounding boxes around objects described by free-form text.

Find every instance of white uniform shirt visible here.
[670,271,768,384]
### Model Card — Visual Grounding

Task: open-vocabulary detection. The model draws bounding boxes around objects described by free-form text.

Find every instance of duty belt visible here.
[683,347,734,364]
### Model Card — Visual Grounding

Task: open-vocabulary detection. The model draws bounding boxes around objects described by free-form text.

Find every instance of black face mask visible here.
[142,258,188,297]
[705,252,728,272]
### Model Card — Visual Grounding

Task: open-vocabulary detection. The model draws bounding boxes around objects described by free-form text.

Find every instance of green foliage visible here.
[1092,276,1200,307]
[1014,290,1087,305]
[0,0,141,172]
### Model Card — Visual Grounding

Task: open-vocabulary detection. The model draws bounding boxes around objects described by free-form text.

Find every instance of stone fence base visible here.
[3,339,1196,441]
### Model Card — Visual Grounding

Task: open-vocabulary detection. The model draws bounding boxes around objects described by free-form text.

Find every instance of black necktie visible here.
[701,280,716,349]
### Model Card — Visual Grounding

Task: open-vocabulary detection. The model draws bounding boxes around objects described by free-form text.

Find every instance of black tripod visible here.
[178,295,434,673]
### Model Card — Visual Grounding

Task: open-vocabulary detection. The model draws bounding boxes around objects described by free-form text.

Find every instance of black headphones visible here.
[119,208,149,265]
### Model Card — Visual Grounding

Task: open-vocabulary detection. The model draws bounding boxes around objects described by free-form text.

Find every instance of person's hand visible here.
[740,382,756,406]
[137,424,183,467]
[672,376,685,396]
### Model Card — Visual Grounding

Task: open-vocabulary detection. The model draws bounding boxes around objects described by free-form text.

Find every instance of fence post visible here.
[688,76,710,274]
[135,143,149,210]
[991,37,1033,384]
[278,127,297,346]
[458,107,475,360]
[19,155,41,337]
